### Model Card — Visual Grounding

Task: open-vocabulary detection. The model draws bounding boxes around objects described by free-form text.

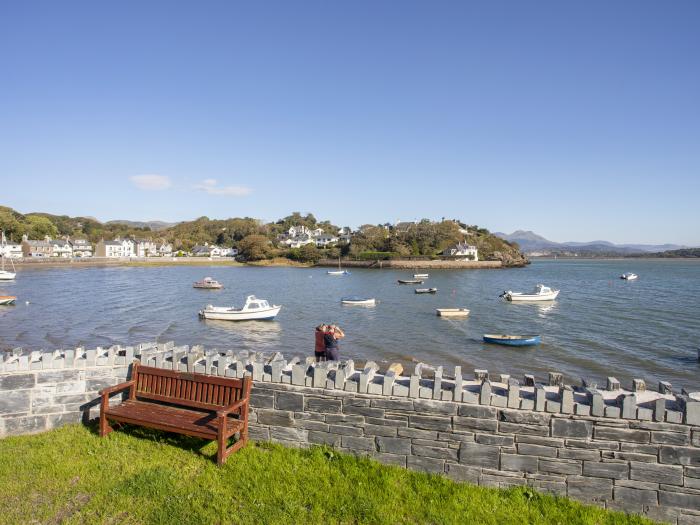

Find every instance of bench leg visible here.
[99,415,113,437]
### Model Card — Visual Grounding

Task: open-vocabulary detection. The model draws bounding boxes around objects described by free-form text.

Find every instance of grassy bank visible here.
[0,424,653,525]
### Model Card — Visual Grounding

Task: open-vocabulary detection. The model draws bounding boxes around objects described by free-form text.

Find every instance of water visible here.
[1,259,699,390]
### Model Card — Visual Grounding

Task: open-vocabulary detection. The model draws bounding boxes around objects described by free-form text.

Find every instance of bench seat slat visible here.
[105,400,243,439]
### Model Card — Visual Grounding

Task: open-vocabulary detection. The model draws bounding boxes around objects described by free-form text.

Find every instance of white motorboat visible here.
[341,296,376,306]
[413,273,429,279]
[199,295,281,321]
[620,272,638,280]
[0,231,16,280]
[501,284,559,302]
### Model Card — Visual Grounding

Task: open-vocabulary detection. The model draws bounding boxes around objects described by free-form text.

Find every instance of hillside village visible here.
[0,207,528,265]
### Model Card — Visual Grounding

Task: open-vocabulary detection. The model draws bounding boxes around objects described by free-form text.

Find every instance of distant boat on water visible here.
[199,295,281,321]
[483,334,541,346]
[0,231,16,281]
[341,296,376,306]
[398,279,423,284]
[436,308,469,317]
[413,273,429,279]
[620,272,638,280]
[415,288,437,294]
[193,277,223,289]
[0,296,16,306]
[328,257,350,275]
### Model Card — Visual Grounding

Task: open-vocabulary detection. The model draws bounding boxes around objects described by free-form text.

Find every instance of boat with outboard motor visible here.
[199,295,281,321]
[500,284,559,302]
[415,288,437,294]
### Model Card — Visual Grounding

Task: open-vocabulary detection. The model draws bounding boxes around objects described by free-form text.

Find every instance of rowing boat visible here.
[483,334,541,346]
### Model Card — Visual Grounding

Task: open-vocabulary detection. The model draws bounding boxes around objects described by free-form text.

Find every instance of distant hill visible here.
[106,220,178,231]
[494,230,690,256]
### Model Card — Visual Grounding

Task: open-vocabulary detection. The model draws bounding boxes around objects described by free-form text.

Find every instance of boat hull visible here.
[436,308,469,317]
[327,270,349,275]
[398,279,423,284]
[0,296,16,305]
[415,288,437,294]
[0,271,16,280]
[199,305,281,321]
[341,298,376,306]
[483,334,541,346]
[506,290,559,302]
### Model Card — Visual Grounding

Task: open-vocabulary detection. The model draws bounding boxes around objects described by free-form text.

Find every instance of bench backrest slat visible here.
[133,363,248,411]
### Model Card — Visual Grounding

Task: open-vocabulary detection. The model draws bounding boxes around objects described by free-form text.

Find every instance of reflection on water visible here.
[0,260,699,390]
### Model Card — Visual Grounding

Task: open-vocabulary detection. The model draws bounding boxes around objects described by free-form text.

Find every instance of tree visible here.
[25,215,58,239]
[238,235,271,261]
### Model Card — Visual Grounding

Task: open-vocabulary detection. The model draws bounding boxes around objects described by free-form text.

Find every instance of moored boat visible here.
[620,272,638,280]
[398,279,423,284]
[436,308,469,317]
[0,232,16,280]
[415,288,437,294]
[0,295,16,306]
[327,270,350,275]
[413,273,429,279]
[341,296,376,306]
[501,284,559,302]
[483,334,541,346]
[199,295,281,321]
[193,277,223,289]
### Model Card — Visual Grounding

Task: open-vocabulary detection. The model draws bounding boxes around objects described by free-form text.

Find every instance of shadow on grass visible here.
[83,420,217,460]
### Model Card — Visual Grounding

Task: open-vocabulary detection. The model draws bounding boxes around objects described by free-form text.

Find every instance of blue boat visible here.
[483,334,541,347]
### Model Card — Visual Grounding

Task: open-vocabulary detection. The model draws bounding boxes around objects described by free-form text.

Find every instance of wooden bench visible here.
[99,361,251,465]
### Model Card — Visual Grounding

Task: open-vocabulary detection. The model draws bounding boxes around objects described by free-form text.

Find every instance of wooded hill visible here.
[0,206,527,265]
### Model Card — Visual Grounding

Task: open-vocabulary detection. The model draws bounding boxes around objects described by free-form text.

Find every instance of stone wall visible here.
[1,343,699,524]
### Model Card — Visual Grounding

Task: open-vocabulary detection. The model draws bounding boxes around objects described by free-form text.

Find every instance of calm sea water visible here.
[1,260,699,390]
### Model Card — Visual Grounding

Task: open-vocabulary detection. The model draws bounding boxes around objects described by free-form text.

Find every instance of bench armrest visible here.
[217,398,248,418]
[99,380,135,397]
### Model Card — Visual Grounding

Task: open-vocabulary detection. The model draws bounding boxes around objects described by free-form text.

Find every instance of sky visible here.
[1,1,699,245]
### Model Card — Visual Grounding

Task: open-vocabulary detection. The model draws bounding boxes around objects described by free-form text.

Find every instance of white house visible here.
[70,239,93,257]
[119,238,135,257]
[95,240,124,258]
[284,234,315,249]
[442,242,478,261]
[158,242,173,257]
[49,239,73,258]
[134,239,158,257]
[192,243,229,257]
[315,235,339,247]
[219,247,238,257]
[0,242,23,259]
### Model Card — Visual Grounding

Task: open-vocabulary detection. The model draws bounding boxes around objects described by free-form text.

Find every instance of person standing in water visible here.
[323,324,345,361]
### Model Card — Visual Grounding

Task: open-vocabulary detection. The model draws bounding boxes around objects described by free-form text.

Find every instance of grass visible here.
[0,424,655,525]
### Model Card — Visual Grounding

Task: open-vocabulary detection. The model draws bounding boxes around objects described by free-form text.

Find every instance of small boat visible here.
[415,288,437,294]
[483,334,541,346]
[436,308,470,317]
[620,272,638,280]
[328,257,350,275]
[193,277,223,289]
[199,295,281,321]
[500,284,559,302]
[341,296,376,306]
[0,295,16,306]
[398,279,423,284]
[413,273,429,279]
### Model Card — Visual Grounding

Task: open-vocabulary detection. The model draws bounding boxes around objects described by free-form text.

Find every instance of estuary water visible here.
[1,259,699,390]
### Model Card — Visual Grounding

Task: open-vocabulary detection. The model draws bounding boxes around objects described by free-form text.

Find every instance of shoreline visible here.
[316,258,506,269]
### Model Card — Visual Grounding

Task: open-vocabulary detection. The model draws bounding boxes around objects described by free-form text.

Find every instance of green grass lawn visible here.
[0,424,654,525]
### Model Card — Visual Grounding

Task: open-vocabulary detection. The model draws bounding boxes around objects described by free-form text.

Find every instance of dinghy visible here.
[500,284,559,302]
[413,273,429,279]
[199,295,281,321]
[415,288,437,294]
[341,296,376,306]
[398,279,423,284]
[436,308,469,317]
[327,270,350,275]
[0,295,16,306]
[620,272,638,280]
[483,334,541,346]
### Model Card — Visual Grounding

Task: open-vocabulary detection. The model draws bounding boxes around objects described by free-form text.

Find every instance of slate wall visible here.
[1,343,699,524]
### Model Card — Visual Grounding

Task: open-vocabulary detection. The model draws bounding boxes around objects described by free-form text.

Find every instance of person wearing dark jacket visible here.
[323,325,345,361]
[314,324,327,362]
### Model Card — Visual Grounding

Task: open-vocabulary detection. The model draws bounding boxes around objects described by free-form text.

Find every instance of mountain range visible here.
[494,230,690,256]
[106,220,179,231]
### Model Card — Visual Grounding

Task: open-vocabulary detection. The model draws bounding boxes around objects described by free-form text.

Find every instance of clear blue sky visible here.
[1,1,698,244]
